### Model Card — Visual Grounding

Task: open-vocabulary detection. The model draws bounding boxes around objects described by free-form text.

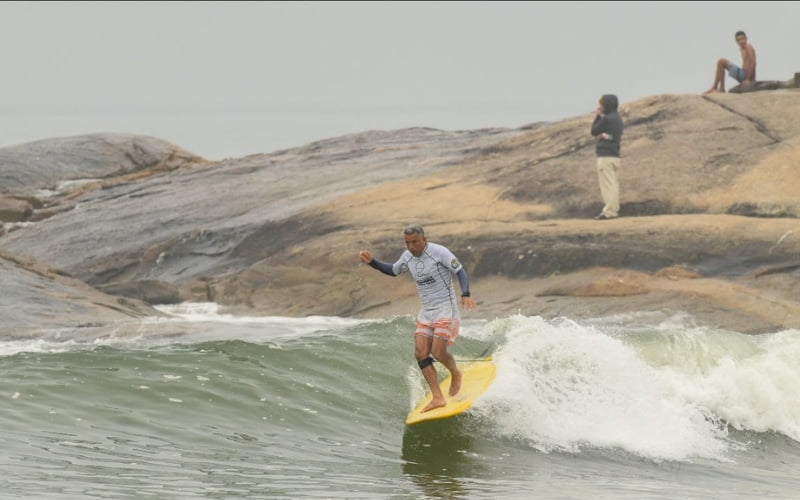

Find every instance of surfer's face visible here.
[404,233,427,257]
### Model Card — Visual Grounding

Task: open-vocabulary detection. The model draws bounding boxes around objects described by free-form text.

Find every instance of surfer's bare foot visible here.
[421,397,447,413]
[449,369,462,396]
[702,88,722,95]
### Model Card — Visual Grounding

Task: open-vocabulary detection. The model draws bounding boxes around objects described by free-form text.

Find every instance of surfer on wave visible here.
[359,224,476,412]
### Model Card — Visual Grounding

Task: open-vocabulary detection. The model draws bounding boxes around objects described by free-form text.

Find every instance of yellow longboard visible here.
[405,356,496,425]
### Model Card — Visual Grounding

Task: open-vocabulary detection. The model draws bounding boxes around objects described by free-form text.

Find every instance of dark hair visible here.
[403,224,425,237]
[735,30,747,38]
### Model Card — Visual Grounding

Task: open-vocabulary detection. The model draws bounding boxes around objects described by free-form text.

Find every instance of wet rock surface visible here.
[2,92,800,334]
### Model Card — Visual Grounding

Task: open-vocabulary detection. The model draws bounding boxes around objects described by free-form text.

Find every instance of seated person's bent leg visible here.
[726,62,745,82]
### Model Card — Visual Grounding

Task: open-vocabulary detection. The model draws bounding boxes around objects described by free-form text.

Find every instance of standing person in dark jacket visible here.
[590,94,623,220]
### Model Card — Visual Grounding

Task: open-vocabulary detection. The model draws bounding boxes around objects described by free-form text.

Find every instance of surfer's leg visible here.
[432,339,462,397]
[415,324,446,412]
[430,319,461,396]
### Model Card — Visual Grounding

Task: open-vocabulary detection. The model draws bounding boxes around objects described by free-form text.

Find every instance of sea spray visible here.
[2,308,799,498]
[648,328,800,442]
[474,315,732,462]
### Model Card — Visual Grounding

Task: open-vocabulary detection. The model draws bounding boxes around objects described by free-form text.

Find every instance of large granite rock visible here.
[0,133,204,197]
[0,251,160,335]
[2,91,800,334]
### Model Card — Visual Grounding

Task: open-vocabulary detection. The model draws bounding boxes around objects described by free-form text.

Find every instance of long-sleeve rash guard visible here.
[368,242,470,322]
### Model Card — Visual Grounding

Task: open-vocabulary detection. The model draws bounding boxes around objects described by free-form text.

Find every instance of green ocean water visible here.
[2,304,799,499]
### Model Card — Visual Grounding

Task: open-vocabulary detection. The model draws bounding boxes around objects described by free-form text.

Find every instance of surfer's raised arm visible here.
[359,250,396,276]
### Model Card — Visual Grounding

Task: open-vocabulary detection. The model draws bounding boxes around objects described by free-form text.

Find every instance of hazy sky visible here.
[0,1,798,158]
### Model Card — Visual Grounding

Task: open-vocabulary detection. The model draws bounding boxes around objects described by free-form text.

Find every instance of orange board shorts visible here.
[415,318,460,346]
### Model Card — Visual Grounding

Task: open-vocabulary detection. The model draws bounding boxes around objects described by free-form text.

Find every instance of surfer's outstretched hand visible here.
[358,250,373,264]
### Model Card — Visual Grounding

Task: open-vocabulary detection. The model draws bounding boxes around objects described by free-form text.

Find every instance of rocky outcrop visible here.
[0,251,161,334]
[0,133,206,225]
[2,91,800,334]
[0,195,35,223]
[730,71,800,93]
[0,133,201,332]
[97,280,182,305]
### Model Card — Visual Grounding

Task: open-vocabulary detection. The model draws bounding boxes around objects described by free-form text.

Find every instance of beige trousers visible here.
[596,156,620,218]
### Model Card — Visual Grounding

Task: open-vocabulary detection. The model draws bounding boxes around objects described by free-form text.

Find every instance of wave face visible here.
[2,304,799,499]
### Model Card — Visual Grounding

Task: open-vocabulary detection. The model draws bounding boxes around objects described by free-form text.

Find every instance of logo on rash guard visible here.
[450,258,460,269]
[416,276,436,287]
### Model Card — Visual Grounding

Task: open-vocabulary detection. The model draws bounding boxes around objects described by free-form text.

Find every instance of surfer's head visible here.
[403,224,427,257]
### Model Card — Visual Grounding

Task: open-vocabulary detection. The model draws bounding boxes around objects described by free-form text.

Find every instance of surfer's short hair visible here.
[735,30,746,38]
[403,224,425,237]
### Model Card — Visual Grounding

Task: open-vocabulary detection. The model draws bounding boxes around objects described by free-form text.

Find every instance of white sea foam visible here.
[472,315,800,462]
[1,303,380,356]
[660,328,800,443]
[153,302,370,331]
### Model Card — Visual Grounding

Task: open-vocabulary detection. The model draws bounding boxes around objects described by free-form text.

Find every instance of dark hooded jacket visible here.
[590,94,623,157]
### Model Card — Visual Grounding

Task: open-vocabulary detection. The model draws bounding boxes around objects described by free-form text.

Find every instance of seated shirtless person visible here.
[704,30,756,94]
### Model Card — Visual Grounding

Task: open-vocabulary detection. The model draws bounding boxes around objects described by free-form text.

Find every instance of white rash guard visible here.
[392,242,463,323]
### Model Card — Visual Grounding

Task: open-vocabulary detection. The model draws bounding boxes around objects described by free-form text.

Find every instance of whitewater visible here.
[2,303,798,499]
